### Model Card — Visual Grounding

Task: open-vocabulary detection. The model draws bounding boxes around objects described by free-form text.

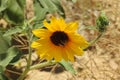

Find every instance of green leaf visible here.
[3,0,26,25]
[33,21,44,29]
[16,0,26,9]
[0,32,9,54]
[0,47,20,68]
[0,0,9,12]
[10,50,22,64]
[3,27,23,36]
[34,0,64,21]
[51,0,64,16]
[33,0,48,29]
[0,66,9,80]
[59,60,77,74]
[0,47,21,80]
[0,66,4,73]
[0,73,9,80]
[33,0,64,28]
[41,0,58,12]
[34,0,48,21]
[41,0,64,14]
[72,0,77,3]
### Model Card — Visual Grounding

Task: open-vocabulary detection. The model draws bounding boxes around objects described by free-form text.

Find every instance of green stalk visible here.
[84,32,104,50]
[17,24,33,80]
[17,19,56,79]
[30,60,56,70]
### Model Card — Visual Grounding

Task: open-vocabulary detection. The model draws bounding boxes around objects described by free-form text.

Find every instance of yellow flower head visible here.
[31,17,89,62]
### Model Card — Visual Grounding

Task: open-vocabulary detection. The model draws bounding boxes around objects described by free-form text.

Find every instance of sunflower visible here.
[31,17,89,62]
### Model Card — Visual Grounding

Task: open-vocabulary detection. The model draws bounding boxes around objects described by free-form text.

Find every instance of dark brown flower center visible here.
[50,31,69,46]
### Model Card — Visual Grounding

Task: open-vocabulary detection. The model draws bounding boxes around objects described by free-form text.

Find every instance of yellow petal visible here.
[31,40,41,48]
[43,20,55,32]
[57,17,67,31]
[31,38,49,49]
[50,47,62,62]
[32,29,51,38]
[42,51,53,60]
[68,33,89,48]
[68,42,84,56]
[37,50,52,60]
[65,21,79,32]
[66,50,74,62]
[48,17,67,31]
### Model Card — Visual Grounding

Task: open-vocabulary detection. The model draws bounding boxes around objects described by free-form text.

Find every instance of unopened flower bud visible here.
[96,12,109,32]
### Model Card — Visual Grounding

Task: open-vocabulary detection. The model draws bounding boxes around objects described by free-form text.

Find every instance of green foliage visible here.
[3,27,23,36]
[0,73,9,80]
[60,60,77,74]
[0,0,8,12]
[0,32,9,54]
[0,47,21,80]
[0,47,21,68]
[33,0,64,28]
[72,0,77,3]
[0,0,26,25]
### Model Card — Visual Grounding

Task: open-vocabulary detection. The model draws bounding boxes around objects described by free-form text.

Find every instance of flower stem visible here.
[30,60,56,70]
[17,68,29,80]
[84,32,104,50]
[17,25,33,80]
